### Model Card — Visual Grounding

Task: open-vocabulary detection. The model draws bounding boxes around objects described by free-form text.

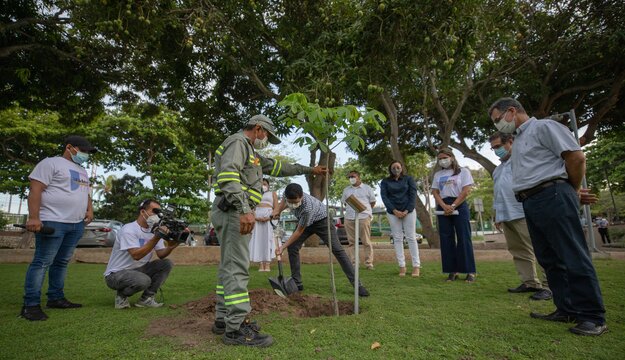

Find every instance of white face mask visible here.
[262,185,269,192]
[144,212,160,230]
[349,177,357,185]
[439,158,452,169]
[253,128,269,150]
[495,114,516,134]
[287,201,301,210]
[253,136,268,149]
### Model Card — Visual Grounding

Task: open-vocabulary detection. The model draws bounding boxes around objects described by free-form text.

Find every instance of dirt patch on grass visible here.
[145,288,353,348]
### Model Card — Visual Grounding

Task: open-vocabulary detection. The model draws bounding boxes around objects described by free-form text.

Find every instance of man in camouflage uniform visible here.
[210,115,326,347]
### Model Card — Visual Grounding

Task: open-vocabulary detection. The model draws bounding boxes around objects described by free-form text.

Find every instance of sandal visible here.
[412,267,420,277]
[465,274,476,283]
[446,273,458,282]
[399,267,406,277]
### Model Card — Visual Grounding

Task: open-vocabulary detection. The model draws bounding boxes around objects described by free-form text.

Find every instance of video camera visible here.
[153,205,191,243]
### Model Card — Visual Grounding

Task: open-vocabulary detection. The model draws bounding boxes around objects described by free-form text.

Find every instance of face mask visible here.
[438,158,452,168]
[144,211,160,230]
[391,168,402,176]
[70,147,90,164]
[495,116,516,134]
[253,129,269,150]
[287,201,301,210]
[494,146,509,159]
[262,185,269,192]
[349,177,357,185]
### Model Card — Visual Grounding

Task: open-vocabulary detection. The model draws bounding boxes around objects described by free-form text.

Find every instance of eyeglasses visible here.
[492,109,509,124]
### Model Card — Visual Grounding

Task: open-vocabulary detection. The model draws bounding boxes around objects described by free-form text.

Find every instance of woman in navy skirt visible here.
[431,148,477,282]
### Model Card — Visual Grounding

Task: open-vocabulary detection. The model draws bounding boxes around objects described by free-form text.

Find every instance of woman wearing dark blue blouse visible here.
[380,161,421,277]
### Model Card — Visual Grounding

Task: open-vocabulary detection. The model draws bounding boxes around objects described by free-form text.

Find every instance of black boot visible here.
[222,321,273,347]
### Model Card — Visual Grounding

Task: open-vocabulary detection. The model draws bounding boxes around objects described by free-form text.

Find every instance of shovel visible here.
[268,255,298,298]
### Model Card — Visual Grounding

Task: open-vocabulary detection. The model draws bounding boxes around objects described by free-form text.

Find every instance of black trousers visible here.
[598,228,611,244]
[287,217,357,287]
[522,182,605,325]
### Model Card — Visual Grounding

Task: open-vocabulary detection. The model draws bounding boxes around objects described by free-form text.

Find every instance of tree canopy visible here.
[2,0,623,239]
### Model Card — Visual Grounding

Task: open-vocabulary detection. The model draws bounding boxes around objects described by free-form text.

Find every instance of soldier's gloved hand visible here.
[240,212,255,235]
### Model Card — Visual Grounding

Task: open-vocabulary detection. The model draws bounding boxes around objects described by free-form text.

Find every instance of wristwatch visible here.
[450,203,457,209]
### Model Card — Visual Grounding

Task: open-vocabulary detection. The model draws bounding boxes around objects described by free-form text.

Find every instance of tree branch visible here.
[580,69,625,145]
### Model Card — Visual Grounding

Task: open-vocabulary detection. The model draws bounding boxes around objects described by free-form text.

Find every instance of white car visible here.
[77,219,123,247]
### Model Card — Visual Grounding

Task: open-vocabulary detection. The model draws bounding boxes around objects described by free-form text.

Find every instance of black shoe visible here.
[529,289,553,301]
[530,310,576,323]
[20,305,48,321]
[46,298,82,309]
[508,284,540,293]
[212,318,261,335]
[223,323,273,347]
[297,284,304,291]
[445,273,459,282]
[358,285,370,297]
[569,321,608,336]
[212,320,226,335]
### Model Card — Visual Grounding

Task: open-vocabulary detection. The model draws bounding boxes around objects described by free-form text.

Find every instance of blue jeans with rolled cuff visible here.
[23,221,85,306]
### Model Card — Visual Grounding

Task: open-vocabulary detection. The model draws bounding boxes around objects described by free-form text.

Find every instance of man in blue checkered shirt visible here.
[274,183,370,297]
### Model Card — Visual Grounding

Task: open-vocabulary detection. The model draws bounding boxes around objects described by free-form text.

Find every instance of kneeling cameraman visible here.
[103,199,180,309]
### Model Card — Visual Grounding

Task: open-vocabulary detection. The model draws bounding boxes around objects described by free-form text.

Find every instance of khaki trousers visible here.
[503,218,547,288]
[345,217,374,267]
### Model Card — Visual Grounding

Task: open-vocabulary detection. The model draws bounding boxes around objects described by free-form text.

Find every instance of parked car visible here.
[77,219,123,247]
[390,232,424,246]
[334,217,349,245]
[204,227,219,246]
[277,217,349,246]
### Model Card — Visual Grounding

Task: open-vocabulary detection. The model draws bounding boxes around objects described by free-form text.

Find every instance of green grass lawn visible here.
[1,260,623,359]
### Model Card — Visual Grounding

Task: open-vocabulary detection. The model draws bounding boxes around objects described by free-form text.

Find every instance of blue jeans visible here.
[23,221,85,306]
[436,198,476,274]
[522,182,605,325]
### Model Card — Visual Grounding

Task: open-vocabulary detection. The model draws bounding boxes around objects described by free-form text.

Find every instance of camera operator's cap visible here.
[65,135,98,153]
[247,115,281,144]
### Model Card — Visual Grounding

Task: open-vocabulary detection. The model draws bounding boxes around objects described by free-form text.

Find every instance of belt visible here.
[515,179,568,202]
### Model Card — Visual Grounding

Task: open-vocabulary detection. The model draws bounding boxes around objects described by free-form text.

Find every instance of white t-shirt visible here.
[29,157,90,223]
[432,167,474,198]
[104,221,166,276]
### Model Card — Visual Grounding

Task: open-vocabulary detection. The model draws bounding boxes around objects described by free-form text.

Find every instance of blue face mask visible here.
[494,146,509,159]
[70,147,90,164]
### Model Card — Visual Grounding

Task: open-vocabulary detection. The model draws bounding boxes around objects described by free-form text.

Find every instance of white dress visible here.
[249,192,276,262]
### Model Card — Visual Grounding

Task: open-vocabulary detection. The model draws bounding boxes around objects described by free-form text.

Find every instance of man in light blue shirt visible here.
[489,97,606,336]
[490,132,550,301]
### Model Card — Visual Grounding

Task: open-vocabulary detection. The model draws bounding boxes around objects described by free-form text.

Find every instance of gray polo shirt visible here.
[511,117,581,192]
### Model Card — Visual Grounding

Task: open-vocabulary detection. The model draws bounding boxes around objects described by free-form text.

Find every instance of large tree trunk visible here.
[381,91,440,248]
[415,194,439,248]
[306,148,336,201]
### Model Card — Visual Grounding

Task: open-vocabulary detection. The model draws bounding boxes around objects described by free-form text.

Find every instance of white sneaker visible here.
[135,296,163,308]
[115,295,130,309]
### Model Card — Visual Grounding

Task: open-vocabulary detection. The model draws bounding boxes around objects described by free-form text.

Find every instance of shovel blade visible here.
[268,277,288,298]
